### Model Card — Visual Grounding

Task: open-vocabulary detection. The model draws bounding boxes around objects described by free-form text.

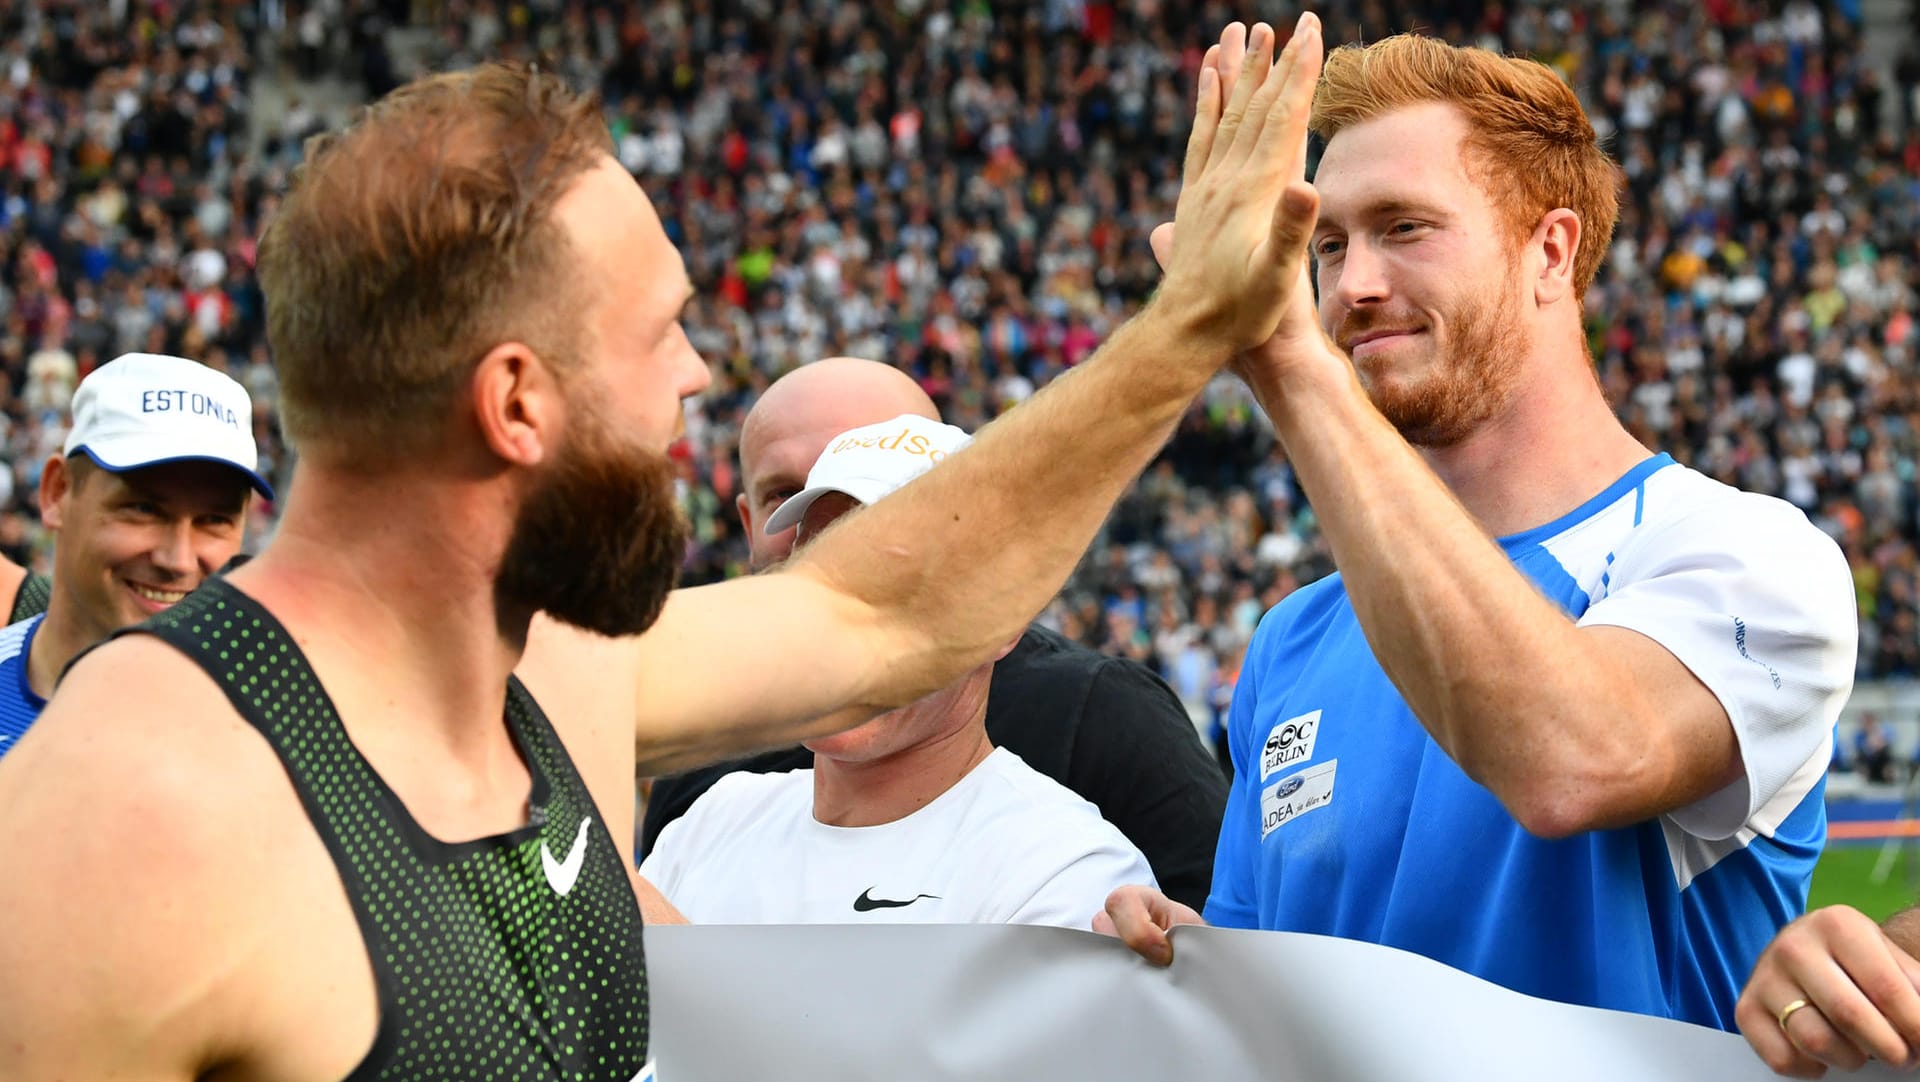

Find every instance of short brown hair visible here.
[1311,34,1623,298]
[63,453,96,491]
[258,62,613,463]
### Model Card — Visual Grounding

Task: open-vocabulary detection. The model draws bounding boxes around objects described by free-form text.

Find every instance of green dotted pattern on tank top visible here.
[142,583,650,1081]
[10,571,50,623]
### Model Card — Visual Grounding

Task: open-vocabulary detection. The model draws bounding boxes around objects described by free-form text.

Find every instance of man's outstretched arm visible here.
[620,16,1329,775]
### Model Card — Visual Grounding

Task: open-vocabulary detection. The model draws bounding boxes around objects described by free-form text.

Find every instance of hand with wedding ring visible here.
[1736,904,1920,1076]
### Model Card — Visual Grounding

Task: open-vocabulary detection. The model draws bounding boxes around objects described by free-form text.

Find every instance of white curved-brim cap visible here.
[765,413,972,535]
[62,352,273,498]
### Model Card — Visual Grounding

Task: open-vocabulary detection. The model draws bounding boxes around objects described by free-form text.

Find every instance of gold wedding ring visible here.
[1777,998,1812,1030]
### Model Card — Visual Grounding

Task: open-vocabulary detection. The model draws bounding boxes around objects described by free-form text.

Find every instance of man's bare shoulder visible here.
[519,613,643,696]
[516,615,644,857]
[0,631,305,952]
[9,632,267,798]
[0,629,372,1074]
[517,572,895,777]
[517,613,646,765]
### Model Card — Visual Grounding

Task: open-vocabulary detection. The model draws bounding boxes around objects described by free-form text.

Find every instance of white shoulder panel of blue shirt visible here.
[1206,453,1858,1031]
[0,613,47,760]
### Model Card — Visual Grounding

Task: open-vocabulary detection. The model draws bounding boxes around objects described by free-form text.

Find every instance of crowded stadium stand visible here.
[0,0,1918,764]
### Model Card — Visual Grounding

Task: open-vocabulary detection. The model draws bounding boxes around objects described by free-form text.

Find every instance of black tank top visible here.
[127,578,651,1080]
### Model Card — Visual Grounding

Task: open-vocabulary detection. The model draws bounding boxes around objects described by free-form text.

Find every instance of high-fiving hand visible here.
[1154,14,1325,363]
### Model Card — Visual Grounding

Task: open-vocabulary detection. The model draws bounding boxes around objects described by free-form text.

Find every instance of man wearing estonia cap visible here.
[640,413,1157,927]
[0,353,270,761]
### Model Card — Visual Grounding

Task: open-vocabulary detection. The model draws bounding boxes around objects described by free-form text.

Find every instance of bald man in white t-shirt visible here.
[641,415,1156,928]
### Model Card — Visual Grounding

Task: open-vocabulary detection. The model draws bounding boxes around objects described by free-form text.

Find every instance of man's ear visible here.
[736,491,754,536]
[39,454,70,529]
[1531,207,1583,307]
[470,342,567,468]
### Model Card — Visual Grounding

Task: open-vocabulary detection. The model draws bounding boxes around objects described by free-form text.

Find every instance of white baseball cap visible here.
[765,413,972,535]
[63,352,273,498]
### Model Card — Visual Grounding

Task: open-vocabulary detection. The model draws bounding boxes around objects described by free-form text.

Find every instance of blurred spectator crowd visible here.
[1,0,1919,741]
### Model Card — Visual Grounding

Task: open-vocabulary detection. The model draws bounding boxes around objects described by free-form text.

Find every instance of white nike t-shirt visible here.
[639,747,1156,929]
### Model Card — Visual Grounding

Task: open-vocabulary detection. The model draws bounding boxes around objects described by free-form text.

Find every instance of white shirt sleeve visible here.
[1576,489,1856,840]
[1003,833,1158,931]
[636,811,692,903]
[637,776,755,908]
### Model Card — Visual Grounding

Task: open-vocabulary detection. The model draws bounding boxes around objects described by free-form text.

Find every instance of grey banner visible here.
[645,923,1904,1081]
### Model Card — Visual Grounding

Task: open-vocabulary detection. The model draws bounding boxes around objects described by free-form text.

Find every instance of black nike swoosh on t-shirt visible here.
[853,887,941,912]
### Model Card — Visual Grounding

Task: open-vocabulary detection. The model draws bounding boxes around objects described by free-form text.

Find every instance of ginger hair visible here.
[1311,34,1623,297]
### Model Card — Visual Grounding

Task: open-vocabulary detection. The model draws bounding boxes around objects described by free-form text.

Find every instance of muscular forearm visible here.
[789,305,1222,703]
[622,312,1216,771]
[1252,358,1660,834]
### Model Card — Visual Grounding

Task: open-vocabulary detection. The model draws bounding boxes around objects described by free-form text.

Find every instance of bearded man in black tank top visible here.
[0,19,1329,1079]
